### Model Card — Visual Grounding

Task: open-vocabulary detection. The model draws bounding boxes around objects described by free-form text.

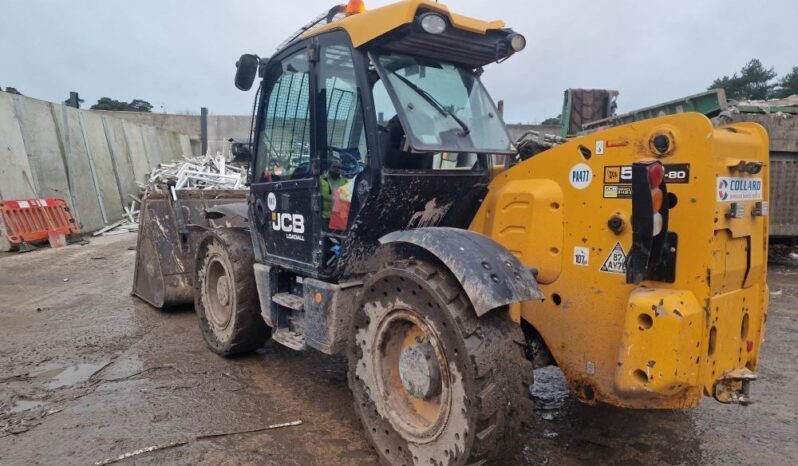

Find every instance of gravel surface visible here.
[1,234,795,465]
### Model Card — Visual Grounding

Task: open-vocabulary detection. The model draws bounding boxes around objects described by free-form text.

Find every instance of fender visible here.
[380,227,543,316]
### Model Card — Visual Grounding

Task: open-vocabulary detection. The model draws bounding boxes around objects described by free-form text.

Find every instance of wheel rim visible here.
[372,309,451,444]
[205,256,233,331]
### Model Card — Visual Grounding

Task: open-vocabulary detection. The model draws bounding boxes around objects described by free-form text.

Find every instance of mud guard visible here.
[379,227,543,316]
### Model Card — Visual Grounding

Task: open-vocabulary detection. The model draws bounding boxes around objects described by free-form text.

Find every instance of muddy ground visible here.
[0,233,796,465]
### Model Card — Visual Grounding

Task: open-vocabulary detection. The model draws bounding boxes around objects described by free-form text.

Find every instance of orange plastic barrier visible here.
[0,198,80,246]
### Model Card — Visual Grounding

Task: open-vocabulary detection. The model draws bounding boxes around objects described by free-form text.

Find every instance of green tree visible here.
[3,86,23,95]
[776,66,798,98]
[129,99,154,112]
[541,115,561,125]
[709,59,777,101]
[90,97,153,112]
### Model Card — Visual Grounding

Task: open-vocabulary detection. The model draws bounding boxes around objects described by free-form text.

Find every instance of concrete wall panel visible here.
[80,112,125,222]
[10,96,71,202]
[0,93,36,200]
[155,127,179,163]
[178,134,192,158]
[102,116,139,203]
[141,125,163,168]
[53,106,104,231]
[121,122,151,183]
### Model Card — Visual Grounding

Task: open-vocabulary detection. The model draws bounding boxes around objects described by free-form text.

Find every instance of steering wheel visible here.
[328,147,365,176]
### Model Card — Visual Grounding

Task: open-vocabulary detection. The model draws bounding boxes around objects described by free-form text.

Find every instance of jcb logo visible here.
[272,213,305,234]
[604,166,632,184]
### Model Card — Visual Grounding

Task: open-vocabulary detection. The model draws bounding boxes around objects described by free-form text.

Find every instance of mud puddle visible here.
[32,362,107,389]
[8,400,49,414]
[531,365,572,420]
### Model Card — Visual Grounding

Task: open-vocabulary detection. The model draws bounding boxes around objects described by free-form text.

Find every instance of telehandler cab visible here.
[133,1,769,464]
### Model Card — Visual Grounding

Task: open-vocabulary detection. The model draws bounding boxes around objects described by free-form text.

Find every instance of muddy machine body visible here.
[134,1,769,464]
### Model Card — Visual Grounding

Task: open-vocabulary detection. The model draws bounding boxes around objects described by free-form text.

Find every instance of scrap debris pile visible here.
[144,154,247,194]
[92,195,142,237]
[94,155,247,237]
[515,130,566,161]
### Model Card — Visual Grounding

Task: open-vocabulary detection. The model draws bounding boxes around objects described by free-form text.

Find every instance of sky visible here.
[2,0,796,124]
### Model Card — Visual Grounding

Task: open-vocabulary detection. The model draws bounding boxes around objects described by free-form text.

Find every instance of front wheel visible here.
[195,230,269,356]
[348,260,533,466]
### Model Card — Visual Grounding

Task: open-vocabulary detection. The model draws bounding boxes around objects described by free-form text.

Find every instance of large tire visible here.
[348,259,533,466]
[195,230,269,356]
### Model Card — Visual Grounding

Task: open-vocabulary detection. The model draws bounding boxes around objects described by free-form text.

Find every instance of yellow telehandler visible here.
[133,1,769,464]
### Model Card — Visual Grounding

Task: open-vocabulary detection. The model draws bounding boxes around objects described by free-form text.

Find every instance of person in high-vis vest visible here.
[321,155,346,227]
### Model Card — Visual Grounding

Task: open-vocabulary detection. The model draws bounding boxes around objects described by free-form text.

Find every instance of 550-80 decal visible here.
[603,163,690,199]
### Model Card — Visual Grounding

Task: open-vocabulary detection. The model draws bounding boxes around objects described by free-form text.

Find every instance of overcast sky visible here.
[2,0,796,123]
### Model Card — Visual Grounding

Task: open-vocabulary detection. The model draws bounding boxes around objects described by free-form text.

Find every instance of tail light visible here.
[648,162,665,236]
[626,160,675,284]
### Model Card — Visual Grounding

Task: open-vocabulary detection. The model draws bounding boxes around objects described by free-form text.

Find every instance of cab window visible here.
[256,50,311,182]
[320,43,368,172]
[319,42,368,232]
[373,78,478,170]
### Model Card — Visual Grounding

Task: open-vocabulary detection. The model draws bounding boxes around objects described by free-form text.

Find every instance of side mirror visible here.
[235,54,259,91]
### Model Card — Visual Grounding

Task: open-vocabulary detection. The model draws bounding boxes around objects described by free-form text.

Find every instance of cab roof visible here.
[302,0,506,48]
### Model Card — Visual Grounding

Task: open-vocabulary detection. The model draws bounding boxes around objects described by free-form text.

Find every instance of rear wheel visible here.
[195,230,269,356]
[348,260,533,466]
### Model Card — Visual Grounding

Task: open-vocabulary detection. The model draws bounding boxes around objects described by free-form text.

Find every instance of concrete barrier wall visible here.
[96,111,252,156]
[101,112,551,156]
[0,93,192,233]
[0,93,36,200]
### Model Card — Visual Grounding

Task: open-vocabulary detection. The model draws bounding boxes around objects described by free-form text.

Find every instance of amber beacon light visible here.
[345,0,366,16]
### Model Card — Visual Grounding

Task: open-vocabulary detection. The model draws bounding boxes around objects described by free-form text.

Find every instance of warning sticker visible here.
[573,247,590,267]
[600,242,627,274]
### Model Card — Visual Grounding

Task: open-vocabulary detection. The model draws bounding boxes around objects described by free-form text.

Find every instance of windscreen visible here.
[373,52,513,154]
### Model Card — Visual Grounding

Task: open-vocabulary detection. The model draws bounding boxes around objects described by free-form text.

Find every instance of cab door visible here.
[250,43,321,272]
[315,32,374,271]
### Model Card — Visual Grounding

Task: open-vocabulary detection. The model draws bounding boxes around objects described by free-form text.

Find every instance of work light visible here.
[419,12,447,34]
[507,33,527,52]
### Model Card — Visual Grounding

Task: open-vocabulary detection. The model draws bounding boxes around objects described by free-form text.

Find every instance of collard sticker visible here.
[569,163,593,190]
[717,177,763,202]
[595,140,605,155]
[573,247,590,266]
[600,242,627,274]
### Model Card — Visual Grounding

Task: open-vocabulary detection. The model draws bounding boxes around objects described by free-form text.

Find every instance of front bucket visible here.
[132,188,248,308]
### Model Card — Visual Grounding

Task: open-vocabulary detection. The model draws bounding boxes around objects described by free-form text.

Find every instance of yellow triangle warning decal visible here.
[600,242,627,274]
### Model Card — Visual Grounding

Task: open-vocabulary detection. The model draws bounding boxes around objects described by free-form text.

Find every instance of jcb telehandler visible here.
[133,1,770,464]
